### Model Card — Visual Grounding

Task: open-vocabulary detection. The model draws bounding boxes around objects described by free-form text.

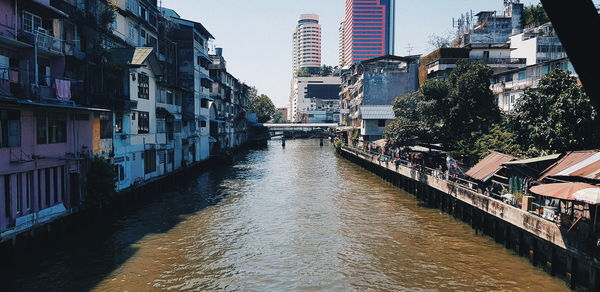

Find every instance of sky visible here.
[161,0,546,107]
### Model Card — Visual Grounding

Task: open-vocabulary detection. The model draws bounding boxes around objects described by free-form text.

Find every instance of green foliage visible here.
[85,157,116,208]
[386,60,499,150]
[509,69,599,153]
[453,124,523,164]
[272,112,284,124]
[250,93,276,123]
[296,68,311,77]
[522,4,549,26]
[320,65,333,76]
[445,60,500,145]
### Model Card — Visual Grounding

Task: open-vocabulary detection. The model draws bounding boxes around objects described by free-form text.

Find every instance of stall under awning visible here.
[530,182,600,205]
[156,107,174,119]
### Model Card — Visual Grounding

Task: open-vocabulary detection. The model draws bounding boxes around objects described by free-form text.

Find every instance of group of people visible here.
[364,142,466,181]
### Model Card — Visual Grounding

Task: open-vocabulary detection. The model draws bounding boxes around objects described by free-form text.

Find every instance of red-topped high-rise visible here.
[340,0,396,67]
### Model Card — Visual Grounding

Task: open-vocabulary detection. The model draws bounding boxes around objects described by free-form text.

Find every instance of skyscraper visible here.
[292,14,322,74]
[340,0,396,67]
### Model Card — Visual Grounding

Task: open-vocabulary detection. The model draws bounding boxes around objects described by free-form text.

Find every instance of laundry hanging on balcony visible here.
[55,79,71,101]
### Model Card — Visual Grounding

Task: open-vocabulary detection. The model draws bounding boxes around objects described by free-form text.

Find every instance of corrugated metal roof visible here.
[465,152,517,182]
[359,105,395,120]
[539,150,600,180]
[503,154,561,165]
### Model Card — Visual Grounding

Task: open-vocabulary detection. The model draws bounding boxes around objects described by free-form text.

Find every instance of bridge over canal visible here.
[262,123,338,138]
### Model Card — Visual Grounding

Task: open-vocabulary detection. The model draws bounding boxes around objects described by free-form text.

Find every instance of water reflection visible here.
[5,140,567,291]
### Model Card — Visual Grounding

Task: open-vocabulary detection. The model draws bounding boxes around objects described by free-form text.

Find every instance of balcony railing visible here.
[18,30,65,55]
[428,58,527,68]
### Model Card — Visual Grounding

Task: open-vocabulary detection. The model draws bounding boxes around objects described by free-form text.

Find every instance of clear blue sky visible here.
[161,0,545,107]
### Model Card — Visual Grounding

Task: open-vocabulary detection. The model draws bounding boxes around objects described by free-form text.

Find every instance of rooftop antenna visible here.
[405,43,415,55]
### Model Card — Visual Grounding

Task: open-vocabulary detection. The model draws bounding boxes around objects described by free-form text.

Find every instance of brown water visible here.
[5,139,568,291]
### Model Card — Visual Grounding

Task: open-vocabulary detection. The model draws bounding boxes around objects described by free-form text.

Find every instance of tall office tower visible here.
[340,0,396,67]
[292,14,322,74]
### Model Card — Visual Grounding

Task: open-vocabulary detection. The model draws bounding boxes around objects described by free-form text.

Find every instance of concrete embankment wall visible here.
[338,146,599,291]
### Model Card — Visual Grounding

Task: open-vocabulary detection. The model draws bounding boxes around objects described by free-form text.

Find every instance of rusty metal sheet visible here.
[465,152,517,182]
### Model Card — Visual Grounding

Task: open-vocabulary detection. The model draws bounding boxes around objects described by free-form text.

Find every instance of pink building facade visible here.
[340,0,396,67]
[0,0,108,239]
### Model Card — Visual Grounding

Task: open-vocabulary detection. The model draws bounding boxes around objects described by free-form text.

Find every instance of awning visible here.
[209,136,218,143]
[211,119,225,124]
[530,182,600,205]
[156,107,174,119]
[371,139,387,148]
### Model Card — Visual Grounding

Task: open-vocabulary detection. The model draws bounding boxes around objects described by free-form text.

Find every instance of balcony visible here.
[17,31,65,56]
[491,77,540,95]
[0,67,24,97]
[428,58,527,69]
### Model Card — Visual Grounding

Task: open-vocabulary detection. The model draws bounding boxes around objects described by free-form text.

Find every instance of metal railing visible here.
[341,143,531,211]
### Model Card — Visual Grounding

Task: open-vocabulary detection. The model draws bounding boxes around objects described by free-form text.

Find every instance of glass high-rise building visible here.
[340,0,396,67]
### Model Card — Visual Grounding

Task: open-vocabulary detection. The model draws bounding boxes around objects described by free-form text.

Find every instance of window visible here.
[200,120,207,127]
[166,92,173,104]
[143,149,156,174]
[137,111,149,134]
[156,119,166,133]
[37,112,66,144]
[99,113,113,139]
[114,165,125,181]
[128,22,137,43]
[26,171,33,211]
[138,73,149,99]
[168,150,174,164]
[518,71,526,81]
[4,175,10,218]
[378,119,386,127]
[201,98,208,108]
[16,173,22,215]
[48,113,67,143]
[0,109,20,148]
[115,113,123,133]
[23,11,42,34]
[126,0,139,15]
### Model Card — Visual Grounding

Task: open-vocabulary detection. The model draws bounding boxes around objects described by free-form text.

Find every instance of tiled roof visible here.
[359,105,395,120]
[466,152,517,182]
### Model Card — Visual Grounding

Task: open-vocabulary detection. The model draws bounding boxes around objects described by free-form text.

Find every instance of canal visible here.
[4,139,568,291]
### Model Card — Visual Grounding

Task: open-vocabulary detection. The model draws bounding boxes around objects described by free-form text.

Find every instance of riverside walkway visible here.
[338,144,600,291]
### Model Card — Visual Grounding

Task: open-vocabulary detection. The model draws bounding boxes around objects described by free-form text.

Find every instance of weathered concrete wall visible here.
[363,62,419,105]
[339,146,599,291]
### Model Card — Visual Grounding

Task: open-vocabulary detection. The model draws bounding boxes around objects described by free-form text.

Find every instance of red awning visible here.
[529,182,600,204]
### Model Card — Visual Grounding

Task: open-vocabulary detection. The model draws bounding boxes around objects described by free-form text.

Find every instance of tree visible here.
[446,60,500,145]
[509,69,599,154]
[385,60,500,153]
[85,158,116,208]
[296,68,311,77]
[522,4,549,26]
[385,91,425,146]
[249,94,276,123]
[427,31,454,50]
[272,112,284,124]
[320,65,333,76]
